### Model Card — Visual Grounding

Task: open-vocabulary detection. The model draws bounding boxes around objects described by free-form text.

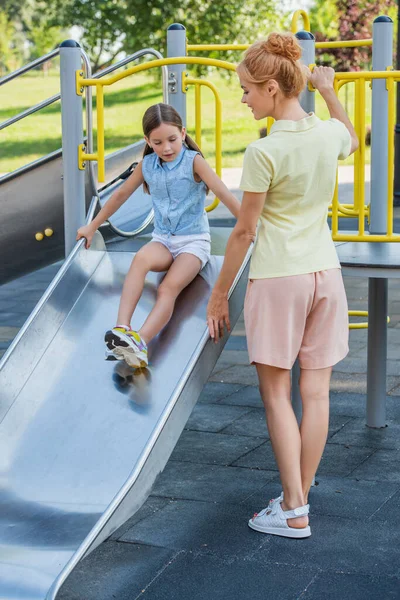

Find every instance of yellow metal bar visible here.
[194,83,202,148]
[77,57,237,90]
[353,81,360,219]
[187,44,250,51]
[291,9,310,33]
[185,76,222,212]
[96,84,105,183]
[267,117,274,134]
[333,233,400,241]
[387,76,395,236]
[316,39,372,49]
[357,78,366,236]
[186,40,372,52]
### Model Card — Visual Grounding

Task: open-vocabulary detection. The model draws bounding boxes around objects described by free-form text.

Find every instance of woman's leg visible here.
[139,253,202,343]
[256,363,308,529]
[116,242,173,326]
[299,366,332,503]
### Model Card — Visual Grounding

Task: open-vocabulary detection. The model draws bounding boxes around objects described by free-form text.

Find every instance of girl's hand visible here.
[76,224,96,249]
[307,66,335,93]
[207,290,230,343]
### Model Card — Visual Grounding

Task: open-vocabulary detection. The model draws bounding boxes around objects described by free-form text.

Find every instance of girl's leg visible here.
[255,363,308,529]
[117,242,173,326]
[299,366,332,503]
[139,253,202,343]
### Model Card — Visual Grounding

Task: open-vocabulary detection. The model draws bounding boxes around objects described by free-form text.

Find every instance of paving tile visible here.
[170,430,266,466]
[185,403,252,433]
[302,572,400,600]
[139,552,316,600]
[327,414,353,438]
[256,514,400,576]
[319,443,375,477]
[218,384,263,408]
[213,350,250,370]
[224,335,248,351]
[308,477,400,520]
[232,441,277,471]
[221,407,269,438]
[329,418,400,450]
[110,496,171,541]
[330,372,400,395]
[120,499,270,559]
[151,461,277,503]
[197,382,245,404]
[57,542,175,600]
[350,449,400,483]
[373,489,400,524]
[210,364,258,386]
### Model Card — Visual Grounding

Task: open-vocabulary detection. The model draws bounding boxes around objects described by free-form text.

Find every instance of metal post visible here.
[167,24,187,126]
[59,40,86,257]
[290,31,316,422]
[367,16,393,428]
[295,30,316,114]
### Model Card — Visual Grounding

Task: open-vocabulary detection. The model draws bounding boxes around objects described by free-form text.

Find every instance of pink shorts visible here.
[244,269,349,370]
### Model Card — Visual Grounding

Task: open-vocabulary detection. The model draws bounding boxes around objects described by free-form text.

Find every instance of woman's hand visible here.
[307,65,335,94]
[207,290,230,343]
[76,224,96,249]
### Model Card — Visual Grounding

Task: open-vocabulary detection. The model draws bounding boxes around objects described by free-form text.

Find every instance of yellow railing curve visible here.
[76,56,236,187]
[291,9,311,33]
[183,75,222,212]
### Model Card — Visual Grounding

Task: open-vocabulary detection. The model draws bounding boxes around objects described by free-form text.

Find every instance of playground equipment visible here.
[0,11,399,599]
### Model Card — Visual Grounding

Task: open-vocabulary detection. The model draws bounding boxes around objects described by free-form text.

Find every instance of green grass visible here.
[0,70,371,174]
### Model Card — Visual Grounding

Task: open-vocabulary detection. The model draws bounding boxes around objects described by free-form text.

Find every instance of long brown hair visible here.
[142,103,205,194]
[237,32,306,98]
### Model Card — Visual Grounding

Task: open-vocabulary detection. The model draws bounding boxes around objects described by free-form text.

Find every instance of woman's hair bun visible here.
[262,32,302,62]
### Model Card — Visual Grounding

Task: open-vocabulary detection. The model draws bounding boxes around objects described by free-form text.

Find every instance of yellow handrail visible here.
[290,9,311,33]
[187,40,372,52]
[184,76,222,212]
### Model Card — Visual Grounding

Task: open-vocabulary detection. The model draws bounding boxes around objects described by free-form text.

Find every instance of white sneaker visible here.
[249,501,311,538]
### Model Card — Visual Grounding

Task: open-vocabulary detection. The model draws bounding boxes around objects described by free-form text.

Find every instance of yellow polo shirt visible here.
[240,113,351,279]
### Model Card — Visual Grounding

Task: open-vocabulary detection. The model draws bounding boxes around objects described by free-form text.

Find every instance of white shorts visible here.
[152,232,211,269]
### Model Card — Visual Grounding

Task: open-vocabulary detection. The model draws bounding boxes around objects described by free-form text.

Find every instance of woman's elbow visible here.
[234,224,256,243]
[350,135,359,155]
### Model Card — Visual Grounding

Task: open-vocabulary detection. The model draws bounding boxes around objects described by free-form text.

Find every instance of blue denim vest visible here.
[142,147,210,236]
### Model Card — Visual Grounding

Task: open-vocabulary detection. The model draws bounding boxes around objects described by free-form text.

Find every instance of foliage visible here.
[46,0,281,73]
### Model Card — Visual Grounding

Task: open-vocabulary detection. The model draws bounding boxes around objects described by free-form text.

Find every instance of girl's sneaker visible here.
[105,326,148,368]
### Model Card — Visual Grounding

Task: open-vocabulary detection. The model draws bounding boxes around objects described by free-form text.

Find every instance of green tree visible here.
[46,0,281,72]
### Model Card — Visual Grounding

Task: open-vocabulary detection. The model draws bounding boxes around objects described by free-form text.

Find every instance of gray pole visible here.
[167,24,187,126]
[366,16,393,428]
[290,31,316,424]
[59,40,86,257]
[295,31,316,114]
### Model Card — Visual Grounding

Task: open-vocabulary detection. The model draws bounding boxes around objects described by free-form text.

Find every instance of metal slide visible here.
[0,226,250,600]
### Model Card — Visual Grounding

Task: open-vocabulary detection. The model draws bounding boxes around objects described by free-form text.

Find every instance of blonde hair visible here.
[237,32,306,98]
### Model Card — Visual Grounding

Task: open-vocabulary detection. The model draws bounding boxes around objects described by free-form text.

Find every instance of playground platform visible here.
[1,169,400,599]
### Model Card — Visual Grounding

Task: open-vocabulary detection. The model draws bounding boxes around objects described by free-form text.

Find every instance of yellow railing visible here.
[183,75,222,211]
[330,70,399,242]
[76,56,235,187]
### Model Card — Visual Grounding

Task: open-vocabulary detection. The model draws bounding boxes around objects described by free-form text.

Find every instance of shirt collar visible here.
[269,112,319,134]
[156,146,186,170]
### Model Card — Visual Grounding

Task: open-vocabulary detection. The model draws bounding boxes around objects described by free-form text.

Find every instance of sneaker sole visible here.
[105,331,148,369]
[248,520,311,538]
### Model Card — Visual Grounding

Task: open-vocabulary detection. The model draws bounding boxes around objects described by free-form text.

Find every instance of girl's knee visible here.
[157,281,179,300]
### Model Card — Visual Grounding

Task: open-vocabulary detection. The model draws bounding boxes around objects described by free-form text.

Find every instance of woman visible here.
[206,32,358,538]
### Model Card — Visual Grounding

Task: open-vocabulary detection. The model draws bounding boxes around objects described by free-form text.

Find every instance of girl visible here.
[207,33,358,538]
[77,103,240,368]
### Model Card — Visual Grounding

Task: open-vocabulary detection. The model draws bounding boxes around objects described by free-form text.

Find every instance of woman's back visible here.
[240,113,351,279]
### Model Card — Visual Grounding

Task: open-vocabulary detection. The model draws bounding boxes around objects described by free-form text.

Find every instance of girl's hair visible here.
[237,32,306,98]
[142,103,205,194]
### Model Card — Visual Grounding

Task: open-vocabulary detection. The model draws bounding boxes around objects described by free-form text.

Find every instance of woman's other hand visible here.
[76,224,96,249]
[207,290,230,343]
[307,65,335,93]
